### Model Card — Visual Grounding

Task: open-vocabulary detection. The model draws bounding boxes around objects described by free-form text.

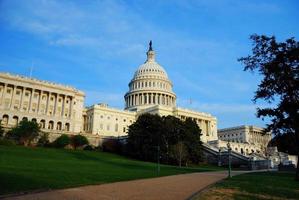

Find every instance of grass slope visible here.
[193,172,299,200]
[0,145,219,195]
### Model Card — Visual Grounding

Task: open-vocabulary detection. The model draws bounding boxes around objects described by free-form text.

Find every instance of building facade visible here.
[83,42,218,143]
[209,125,272,155]
[0,73,85,133]
[0,42,271,153]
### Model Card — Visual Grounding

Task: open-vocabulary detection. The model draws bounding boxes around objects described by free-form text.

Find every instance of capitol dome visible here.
[124,41,176,111]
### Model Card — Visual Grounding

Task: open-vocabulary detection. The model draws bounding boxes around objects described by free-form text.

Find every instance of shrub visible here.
[83,145,94,151]
[37,132,50,147]
[10,120,40,146]
[71,135,89,149]
[102,138,123,154]
[53,134,71,148]
[0,122,4,138]
[0,138,16,146]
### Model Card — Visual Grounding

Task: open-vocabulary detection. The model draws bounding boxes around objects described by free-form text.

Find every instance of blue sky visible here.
[0,0,298,128]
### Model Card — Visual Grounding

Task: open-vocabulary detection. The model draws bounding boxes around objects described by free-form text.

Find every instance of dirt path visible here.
[3,171,248,200]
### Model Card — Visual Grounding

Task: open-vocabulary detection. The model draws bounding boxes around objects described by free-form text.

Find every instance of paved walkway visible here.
[4,171,249,200]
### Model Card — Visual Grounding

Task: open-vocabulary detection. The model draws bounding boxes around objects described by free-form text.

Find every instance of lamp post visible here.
[227,141,232,178]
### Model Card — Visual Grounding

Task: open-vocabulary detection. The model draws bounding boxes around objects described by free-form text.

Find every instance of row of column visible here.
[126,92,175,108]
[1,83,74,118]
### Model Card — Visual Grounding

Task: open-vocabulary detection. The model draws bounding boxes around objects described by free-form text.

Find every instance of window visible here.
[51,97,54,101]
[107,125,110,131]
[34,93,38,98]
[16,91,21,95]
[25,92,29,97]
[7,89,11,94]
[58,98,62,103]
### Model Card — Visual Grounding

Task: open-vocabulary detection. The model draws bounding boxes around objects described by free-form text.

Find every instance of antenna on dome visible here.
[149,40,153,51]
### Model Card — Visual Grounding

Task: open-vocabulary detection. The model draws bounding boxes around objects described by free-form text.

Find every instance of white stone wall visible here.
[218,125,272,155]
[0,72,85,133]
[84,103,136,137]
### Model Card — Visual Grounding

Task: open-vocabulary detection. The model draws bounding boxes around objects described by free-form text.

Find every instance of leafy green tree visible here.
[183,118,202,164]
[127,114,203,166]
[53,134,71,148]
[10,119,40,146]
[238,34,299,180]
[71,135,89,149]
[127,113,163,161]
[169,141,188,167]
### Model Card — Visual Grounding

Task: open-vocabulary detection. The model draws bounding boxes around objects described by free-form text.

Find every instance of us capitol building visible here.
[0,42,271,156]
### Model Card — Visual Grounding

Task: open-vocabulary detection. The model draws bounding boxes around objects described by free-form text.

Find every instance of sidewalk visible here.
[3,171,250,200]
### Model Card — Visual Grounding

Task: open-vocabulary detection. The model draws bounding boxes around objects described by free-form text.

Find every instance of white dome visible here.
[124,41,176,111]
[134,61,168,79]
[133,50,168,80]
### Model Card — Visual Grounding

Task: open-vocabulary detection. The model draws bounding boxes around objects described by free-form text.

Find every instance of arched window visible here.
[12,116,18,126]
[31,118,37,123]
[2,115,9,125]
[65,123,70,131]
[40,120,46,129]
[57,122,62,130]
[22,117,28,121]
[48,121,54,130]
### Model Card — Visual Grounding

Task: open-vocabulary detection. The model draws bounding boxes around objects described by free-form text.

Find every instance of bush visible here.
[83,145,94,151]
[0,122,4,138]
[10,120,40,146]
[37,132,50,147]
[71,135,89,149]
[53,134,71,148]
[0,138,16,146]
[102,138,123,154]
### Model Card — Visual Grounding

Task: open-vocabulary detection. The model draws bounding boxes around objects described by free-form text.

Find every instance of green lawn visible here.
[193,171,299,200]
[0,145,220,195]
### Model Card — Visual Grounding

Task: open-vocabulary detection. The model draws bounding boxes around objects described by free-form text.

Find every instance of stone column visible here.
[61,95,65,117]
[37,90,42,114]
[9,85,16,110]
[69,96,73,119]
[45,92,51,115]
[28,88,35,113]
[1,83,7,108]
[19,86,26,111]
[53,93,58,116]
[141,93,144,104]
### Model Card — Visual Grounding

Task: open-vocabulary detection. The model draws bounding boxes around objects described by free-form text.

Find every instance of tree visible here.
[53,134,71,148]
[10,119,40,146]
[170,141,188,167]
[71,135,89,149]
[183,118,202,164]
[238,34,299,180]
[127,113,203,166]
[127,113,163,161]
